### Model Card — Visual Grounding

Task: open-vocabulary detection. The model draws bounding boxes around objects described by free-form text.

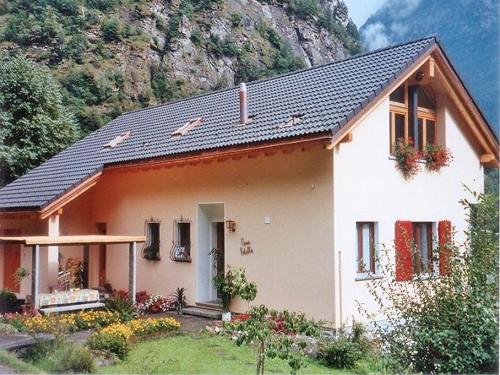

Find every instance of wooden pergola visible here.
[0,235,145,309]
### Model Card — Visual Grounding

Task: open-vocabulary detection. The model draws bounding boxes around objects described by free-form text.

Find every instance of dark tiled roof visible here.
[0,36,437,210]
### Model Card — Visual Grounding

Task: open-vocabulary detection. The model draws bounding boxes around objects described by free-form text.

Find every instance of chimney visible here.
[239,82,248,125]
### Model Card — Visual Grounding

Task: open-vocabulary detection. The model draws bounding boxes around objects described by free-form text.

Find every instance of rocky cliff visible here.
[0,0,361,133]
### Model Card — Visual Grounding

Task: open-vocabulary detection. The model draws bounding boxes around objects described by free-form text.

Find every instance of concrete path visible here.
[149,311,215,333]
[0,334,35,351]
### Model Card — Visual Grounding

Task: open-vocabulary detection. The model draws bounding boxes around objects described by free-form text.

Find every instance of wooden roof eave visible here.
[327,44,499,168]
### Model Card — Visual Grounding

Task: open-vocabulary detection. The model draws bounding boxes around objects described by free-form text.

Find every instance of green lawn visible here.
[99,333,349,374]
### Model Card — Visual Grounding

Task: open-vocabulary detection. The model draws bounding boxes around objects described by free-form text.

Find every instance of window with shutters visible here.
[389,83,438,153]
[356,222,377,275]
[413,222,434,274]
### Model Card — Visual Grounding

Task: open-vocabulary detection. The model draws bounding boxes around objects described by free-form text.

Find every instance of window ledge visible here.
[388,155,427,164]
[172,256,192,263]
[412,273,437,281]
[355,274,383,282]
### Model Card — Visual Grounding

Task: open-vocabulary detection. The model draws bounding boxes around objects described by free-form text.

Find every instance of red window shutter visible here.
[438,220,452,276]
[395,221,414,281]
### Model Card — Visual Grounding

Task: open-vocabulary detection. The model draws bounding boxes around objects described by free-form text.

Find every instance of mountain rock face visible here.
[360,0,498,132]
[0,0,360,133]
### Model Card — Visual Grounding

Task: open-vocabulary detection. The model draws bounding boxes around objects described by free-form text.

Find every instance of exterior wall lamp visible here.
[225,220,236,232]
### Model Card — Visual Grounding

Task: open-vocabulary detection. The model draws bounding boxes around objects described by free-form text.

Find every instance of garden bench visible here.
[38,289,104,314]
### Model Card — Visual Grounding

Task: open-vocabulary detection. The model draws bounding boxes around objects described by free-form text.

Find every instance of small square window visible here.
[356,222,376,274]
[143,221,160,261]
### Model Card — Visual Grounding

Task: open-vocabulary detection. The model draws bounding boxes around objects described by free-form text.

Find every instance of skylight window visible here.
[279,113,304,128]
[171,117,203,136]
[104,131,130,148]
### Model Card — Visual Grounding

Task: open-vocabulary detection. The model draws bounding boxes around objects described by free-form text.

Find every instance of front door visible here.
[96,223,107,287]
[215,222,225,298]
[3,229,21,293]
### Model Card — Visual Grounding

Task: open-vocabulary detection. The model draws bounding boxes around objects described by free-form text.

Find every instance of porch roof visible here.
[0,235,146,246]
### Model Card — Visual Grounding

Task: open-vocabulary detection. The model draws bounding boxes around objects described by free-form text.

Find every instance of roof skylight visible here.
[104,131,131,148]
[279,113,304,128]
[172,117,203,136]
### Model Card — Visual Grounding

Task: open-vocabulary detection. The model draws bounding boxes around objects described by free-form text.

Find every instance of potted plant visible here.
[214,272,235,321]
[423,144,453,172]
[14,267,30,285]
[214,267,258,321]
[393,138,422,179]
[174,287,187,314]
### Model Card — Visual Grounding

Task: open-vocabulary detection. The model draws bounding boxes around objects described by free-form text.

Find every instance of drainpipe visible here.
[332,146,337,328]
[239,83,248,125]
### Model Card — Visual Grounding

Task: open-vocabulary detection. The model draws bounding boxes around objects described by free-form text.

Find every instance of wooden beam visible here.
[39,171,102,220]
[429,57,435,78]
[480,154,495,163]
[105,134,332,174]
[31,244,40,309]
[328,48,436,149]
[339,133,353,143]
[0,235,146,246]
[83,244,90,288]
[129,242,137,304]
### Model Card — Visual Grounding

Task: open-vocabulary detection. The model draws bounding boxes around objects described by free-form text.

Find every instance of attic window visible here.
[104,131,130,148]
[171,117,203,136]
[279,113,304,128]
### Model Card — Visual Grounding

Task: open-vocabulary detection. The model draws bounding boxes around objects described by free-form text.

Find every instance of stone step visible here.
[182,307,222,320]
[196,302,223,311]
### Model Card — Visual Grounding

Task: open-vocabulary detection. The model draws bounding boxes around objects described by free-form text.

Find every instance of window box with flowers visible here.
[423,144,453,172]
[393,138,422,179]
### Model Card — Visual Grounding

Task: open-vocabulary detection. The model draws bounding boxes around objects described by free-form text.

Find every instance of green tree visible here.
[0,54,78,185]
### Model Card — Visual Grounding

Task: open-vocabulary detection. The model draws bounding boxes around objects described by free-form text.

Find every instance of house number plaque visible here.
[240,238,253,255]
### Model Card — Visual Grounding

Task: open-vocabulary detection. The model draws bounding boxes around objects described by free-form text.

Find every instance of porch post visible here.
[83,244,90,288]
[128,242,137,304]
[47,213,60,291]
[31,244,40,309]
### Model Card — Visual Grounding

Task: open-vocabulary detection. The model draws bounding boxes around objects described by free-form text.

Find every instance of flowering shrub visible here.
[23,314,78,335]
[74,310,121,330]
[134,292,176,314]
[227,305,319,374]
[423,144,453,171]
[87,317,180,359]
[87,330,130,360]
[393,138,421,179]
[1,310,121,335]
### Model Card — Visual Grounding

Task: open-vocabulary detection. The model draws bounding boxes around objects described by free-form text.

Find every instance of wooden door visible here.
[3,229,21,293]
[216,223,225,298]
[96,223,107,287]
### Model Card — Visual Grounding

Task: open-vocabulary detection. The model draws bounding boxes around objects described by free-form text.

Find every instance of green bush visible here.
[87,331,130,360]
[0,322,18,334]
[23,338,95,373]
[86,0,120,11]
[0,290,17,306]
[101,17,121,42]
[288,0,319,19]
[105,295,136,322]
[318,337,363,369]
[364,192,499,373]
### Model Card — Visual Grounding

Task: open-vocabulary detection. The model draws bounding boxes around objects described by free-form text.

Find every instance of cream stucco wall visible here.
[332,96,484,325]
[80,146,335,321]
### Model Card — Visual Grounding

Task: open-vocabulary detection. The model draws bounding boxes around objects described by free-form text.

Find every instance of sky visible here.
[343,0,387,27]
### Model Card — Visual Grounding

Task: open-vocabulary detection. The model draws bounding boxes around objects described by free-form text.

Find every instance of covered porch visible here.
[0,235,145,311]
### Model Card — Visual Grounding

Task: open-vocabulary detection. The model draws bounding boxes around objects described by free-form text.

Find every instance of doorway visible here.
[197,203,224,303]
[3,229,21,293]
